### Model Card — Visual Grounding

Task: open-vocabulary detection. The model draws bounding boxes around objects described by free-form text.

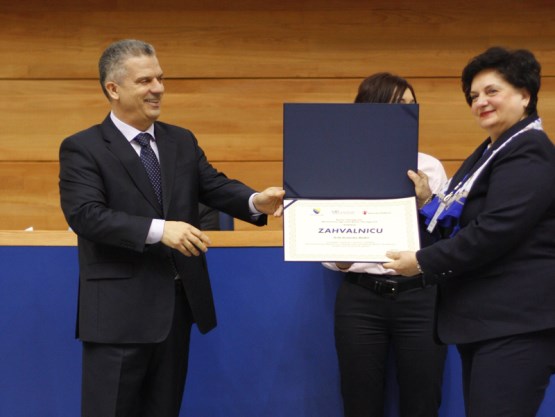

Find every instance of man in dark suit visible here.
[59,39,284,417]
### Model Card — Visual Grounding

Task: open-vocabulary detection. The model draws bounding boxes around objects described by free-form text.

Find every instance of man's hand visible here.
[161,221,211,257]
[253,187,286,217]
[383,251,420,277]
[408,169,433,208]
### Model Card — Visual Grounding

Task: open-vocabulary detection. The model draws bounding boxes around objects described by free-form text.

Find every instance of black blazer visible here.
[59,115,266,343]
[417,114,555,344]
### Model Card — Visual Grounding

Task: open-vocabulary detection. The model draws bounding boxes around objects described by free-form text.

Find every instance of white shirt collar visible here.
[110,112,155,143]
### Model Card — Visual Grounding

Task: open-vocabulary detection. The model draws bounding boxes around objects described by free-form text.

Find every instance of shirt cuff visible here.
[249,193,263,216]
[146,219,165,244]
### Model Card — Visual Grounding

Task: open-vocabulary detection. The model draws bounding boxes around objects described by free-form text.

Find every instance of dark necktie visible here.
[134,132,162,206]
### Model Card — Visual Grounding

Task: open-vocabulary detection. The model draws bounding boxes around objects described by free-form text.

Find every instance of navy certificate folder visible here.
[283,103,418,199]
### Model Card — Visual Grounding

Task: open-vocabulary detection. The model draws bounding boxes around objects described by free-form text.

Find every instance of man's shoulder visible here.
[64,114,112,143]
[61,124,104,150]
[68,124,103,139]
[154,120,193,137]
[153,121,200,149]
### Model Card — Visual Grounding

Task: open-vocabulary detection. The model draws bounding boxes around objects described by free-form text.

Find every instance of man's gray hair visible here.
[98,39,156,99]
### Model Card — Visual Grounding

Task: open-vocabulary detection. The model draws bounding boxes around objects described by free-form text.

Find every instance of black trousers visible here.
[334,276,447,417]
[457,328,555,417]
[81,280,194,417]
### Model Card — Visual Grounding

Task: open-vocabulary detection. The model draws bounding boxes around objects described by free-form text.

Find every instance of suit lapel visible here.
[100,116,163,215]
[448,115,539,193]
[448,139,491,193]
[154,123,177,216]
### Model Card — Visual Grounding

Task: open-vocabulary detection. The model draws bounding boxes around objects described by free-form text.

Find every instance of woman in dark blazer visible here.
[385,47,555,417]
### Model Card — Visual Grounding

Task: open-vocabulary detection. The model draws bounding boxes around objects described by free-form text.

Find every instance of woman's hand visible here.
[335,262,353,271]
[383,251,421,276]
[408,169,433,208]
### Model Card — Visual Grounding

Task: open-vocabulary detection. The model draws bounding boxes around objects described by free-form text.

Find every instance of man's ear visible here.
[105,81,119,100]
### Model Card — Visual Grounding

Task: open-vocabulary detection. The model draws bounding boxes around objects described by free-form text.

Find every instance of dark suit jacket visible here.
[417,114,555,344]
[59,115,266,343]
[198,203,221,230]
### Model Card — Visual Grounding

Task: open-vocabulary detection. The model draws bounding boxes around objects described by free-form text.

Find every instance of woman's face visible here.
[396,88,416,104]
[469,69,530,141]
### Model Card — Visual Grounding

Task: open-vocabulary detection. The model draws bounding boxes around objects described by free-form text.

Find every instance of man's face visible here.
[107,54,164,131]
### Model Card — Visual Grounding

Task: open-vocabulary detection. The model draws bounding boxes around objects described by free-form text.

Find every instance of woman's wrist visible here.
[415,252,424,275]
[418,193,434,209]
[416,259,424,274]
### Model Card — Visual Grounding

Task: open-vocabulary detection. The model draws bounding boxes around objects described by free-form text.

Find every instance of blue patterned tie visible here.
[134,133,163,207]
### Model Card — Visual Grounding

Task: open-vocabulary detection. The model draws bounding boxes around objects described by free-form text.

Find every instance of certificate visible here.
[283,198,420,262]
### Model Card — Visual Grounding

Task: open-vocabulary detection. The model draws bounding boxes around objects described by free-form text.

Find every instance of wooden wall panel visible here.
[1,0,554,231]
[0,158,460,231]
[0,157,462,231]
[211,161,283,231]
[0,163,63,230]
[2,1,555,79]
[2,78,554,162]
[0,162,283,231]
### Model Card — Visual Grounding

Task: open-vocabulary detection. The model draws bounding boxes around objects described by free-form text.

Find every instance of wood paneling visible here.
[2,1,555,79]
[0,157,465,230]
[3,78,555,162]
[0,156,463,230]
[1,0,554,231]
[0,161,284,231]
[0,163,63,230]
[0,230,283,247]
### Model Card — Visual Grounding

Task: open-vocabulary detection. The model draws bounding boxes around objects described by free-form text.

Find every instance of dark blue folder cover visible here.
[283,103,418,199]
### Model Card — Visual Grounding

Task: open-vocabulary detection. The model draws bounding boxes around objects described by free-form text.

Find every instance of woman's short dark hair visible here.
[461,47,541,115]
[354,72,417,104]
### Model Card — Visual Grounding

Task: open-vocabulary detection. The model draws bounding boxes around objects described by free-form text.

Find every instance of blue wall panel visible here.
[0,246,553,417]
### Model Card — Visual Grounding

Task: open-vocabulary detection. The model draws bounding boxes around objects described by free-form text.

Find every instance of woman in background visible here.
[323,73,448,417]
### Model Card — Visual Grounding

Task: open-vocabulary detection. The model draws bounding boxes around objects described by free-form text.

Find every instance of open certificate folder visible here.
[283,103,420,262]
